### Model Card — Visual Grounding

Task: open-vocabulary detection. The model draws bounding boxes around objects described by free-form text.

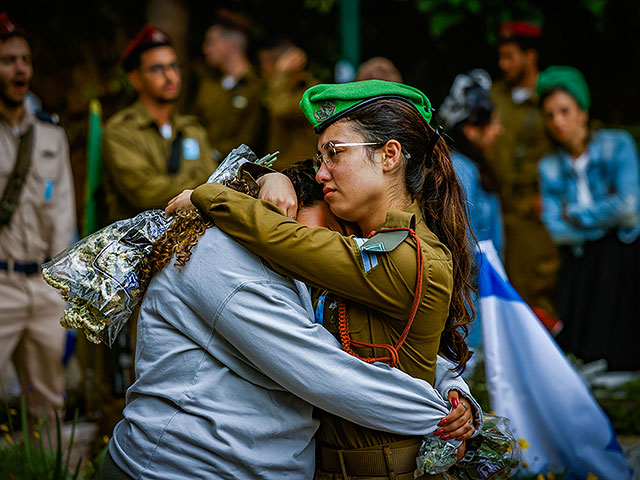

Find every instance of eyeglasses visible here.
[314,141,381,169]
[140,61,181,76]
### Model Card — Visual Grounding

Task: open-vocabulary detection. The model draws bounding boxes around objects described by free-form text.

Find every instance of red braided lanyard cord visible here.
[338,227,424,367]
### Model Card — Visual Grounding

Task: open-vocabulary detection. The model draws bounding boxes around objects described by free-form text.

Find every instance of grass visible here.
[0,397,107,480]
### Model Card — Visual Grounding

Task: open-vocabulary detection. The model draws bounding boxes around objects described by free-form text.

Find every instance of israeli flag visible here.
[477,240,632,479]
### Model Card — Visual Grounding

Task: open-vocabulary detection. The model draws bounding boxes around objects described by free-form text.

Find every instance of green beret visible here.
[300,80,433,133]
[537,66,590,110]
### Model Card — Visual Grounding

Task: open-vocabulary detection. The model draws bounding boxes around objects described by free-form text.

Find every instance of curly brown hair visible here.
[138,209,214,288]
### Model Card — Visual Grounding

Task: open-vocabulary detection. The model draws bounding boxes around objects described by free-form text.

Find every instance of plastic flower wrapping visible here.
[43,144,277,346]
[415,414,521,479]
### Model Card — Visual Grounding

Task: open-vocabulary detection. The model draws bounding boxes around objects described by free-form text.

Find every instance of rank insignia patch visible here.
[182,138,200,160]
[354,237,379,273]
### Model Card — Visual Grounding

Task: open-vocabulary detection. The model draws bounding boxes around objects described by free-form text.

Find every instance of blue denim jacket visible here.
[538,129,640,251]
[452,151,504,257]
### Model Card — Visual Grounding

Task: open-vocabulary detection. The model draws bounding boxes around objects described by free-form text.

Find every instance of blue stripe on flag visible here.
[477,240,632,479]
[477,252,521,302]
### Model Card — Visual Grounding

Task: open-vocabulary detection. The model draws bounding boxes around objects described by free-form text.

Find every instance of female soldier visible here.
[168,80,478,479]
[537,66,640,371]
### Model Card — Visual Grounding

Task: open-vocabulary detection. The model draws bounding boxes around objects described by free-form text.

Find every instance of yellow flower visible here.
[518,438,531,451]
[33,431,40,440]
[0,424,8,432]
[4,433,13,445]
[586,474,598,480]
[546,474,555,480]
[103,435,110,444]
[522,461,529,468]
[8,408,17,416]
[536,474,545,480]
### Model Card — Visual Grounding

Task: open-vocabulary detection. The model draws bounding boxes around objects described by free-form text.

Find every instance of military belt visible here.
[319,440,421,478]
[0,260,42,275]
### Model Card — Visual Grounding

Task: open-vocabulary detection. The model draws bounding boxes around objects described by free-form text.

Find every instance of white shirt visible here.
[572,151,593,207]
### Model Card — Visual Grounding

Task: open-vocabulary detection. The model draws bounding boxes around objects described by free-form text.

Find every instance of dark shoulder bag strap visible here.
[0,124,34,228]
[167,130,183,174]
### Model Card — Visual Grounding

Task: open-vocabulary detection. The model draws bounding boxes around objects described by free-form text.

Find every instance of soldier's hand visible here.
[257,173,298,219]
[432,389,476,442]
[275,46,307,74]
[166,189,195,215]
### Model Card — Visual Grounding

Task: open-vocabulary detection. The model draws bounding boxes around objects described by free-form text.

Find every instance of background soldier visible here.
[258,37,317,170]
[487,21,560,332]
[192,9,266,160]
[102,24,217,223]
[0,13,76,424]
[99,25,218,432]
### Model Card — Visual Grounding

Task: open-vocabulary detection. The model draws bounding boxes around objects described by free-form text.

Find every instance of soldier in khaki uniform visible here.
[175,80,482,479]
[258,39,318,170]
[487,21,560,327]
[0,14,76,422]
[192,9,266,161]
[103,25,217,223]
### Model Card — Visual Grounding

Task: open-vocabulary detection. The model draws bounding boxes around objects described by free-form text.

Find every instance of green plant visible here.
[0,397,106,480]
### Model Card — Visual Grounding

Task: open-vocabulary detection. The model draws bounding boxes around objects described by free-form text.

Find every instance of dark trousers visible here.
[100,449,133,480]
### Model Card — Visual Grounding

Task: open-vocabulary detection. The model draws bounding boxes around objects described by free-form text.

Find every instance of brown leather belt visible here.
[319,441,421,478]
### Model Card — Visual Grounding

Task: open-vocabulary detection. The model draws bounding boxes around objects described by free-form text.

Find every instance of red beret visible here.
[121,24,173,71]
[0,12,26,39]
[500,21,542,39]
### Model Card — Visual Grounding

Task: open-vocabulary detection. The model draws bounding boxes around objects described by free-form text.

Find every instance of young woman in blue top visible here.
[537,66,640,371]
[439,69,504,256]
[438,69,504,350]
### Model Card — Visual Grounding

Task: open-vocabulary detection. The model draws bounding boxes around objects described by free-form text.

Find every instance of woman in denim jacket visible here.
[537,66,640,371]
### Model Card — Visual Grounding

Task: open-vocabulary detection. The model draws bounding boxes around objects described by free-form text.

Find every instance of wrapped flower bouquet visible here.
[415,414,521,479]
[43,144,277,346]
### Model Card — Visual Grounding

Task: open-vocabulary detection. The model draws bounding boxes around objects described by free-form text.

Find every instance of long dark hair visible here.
[345,99,476,373]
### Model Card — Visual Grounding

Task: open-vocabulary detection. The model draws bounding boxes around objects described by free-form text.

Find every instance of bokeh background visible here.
[8,0,640,228]
[3,1,640,476]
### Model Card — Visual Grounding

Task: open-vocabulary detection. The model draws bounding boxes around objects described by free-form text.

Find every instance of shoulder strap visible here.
[0,124,34,228]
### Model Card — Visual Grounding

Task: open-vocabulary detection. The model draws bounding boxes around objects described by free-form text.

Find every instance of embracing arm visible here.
[201,279,476,440]
[191,182,419,320]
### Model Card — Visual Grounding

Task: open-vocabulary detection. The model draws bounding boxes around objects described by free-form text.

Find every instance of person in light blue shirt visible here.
[439,69,504,256]
[102,162,481,480]
[537,66,640,371]
[439,69,505,350]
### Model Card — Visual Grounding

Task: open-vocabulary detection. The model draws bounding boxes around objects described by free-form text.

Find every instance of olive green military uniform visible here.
[192,183,455,479]
[102,101,218,222]
[192,66,266,161]
[263,71,318,170]
[488,80,559,314]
